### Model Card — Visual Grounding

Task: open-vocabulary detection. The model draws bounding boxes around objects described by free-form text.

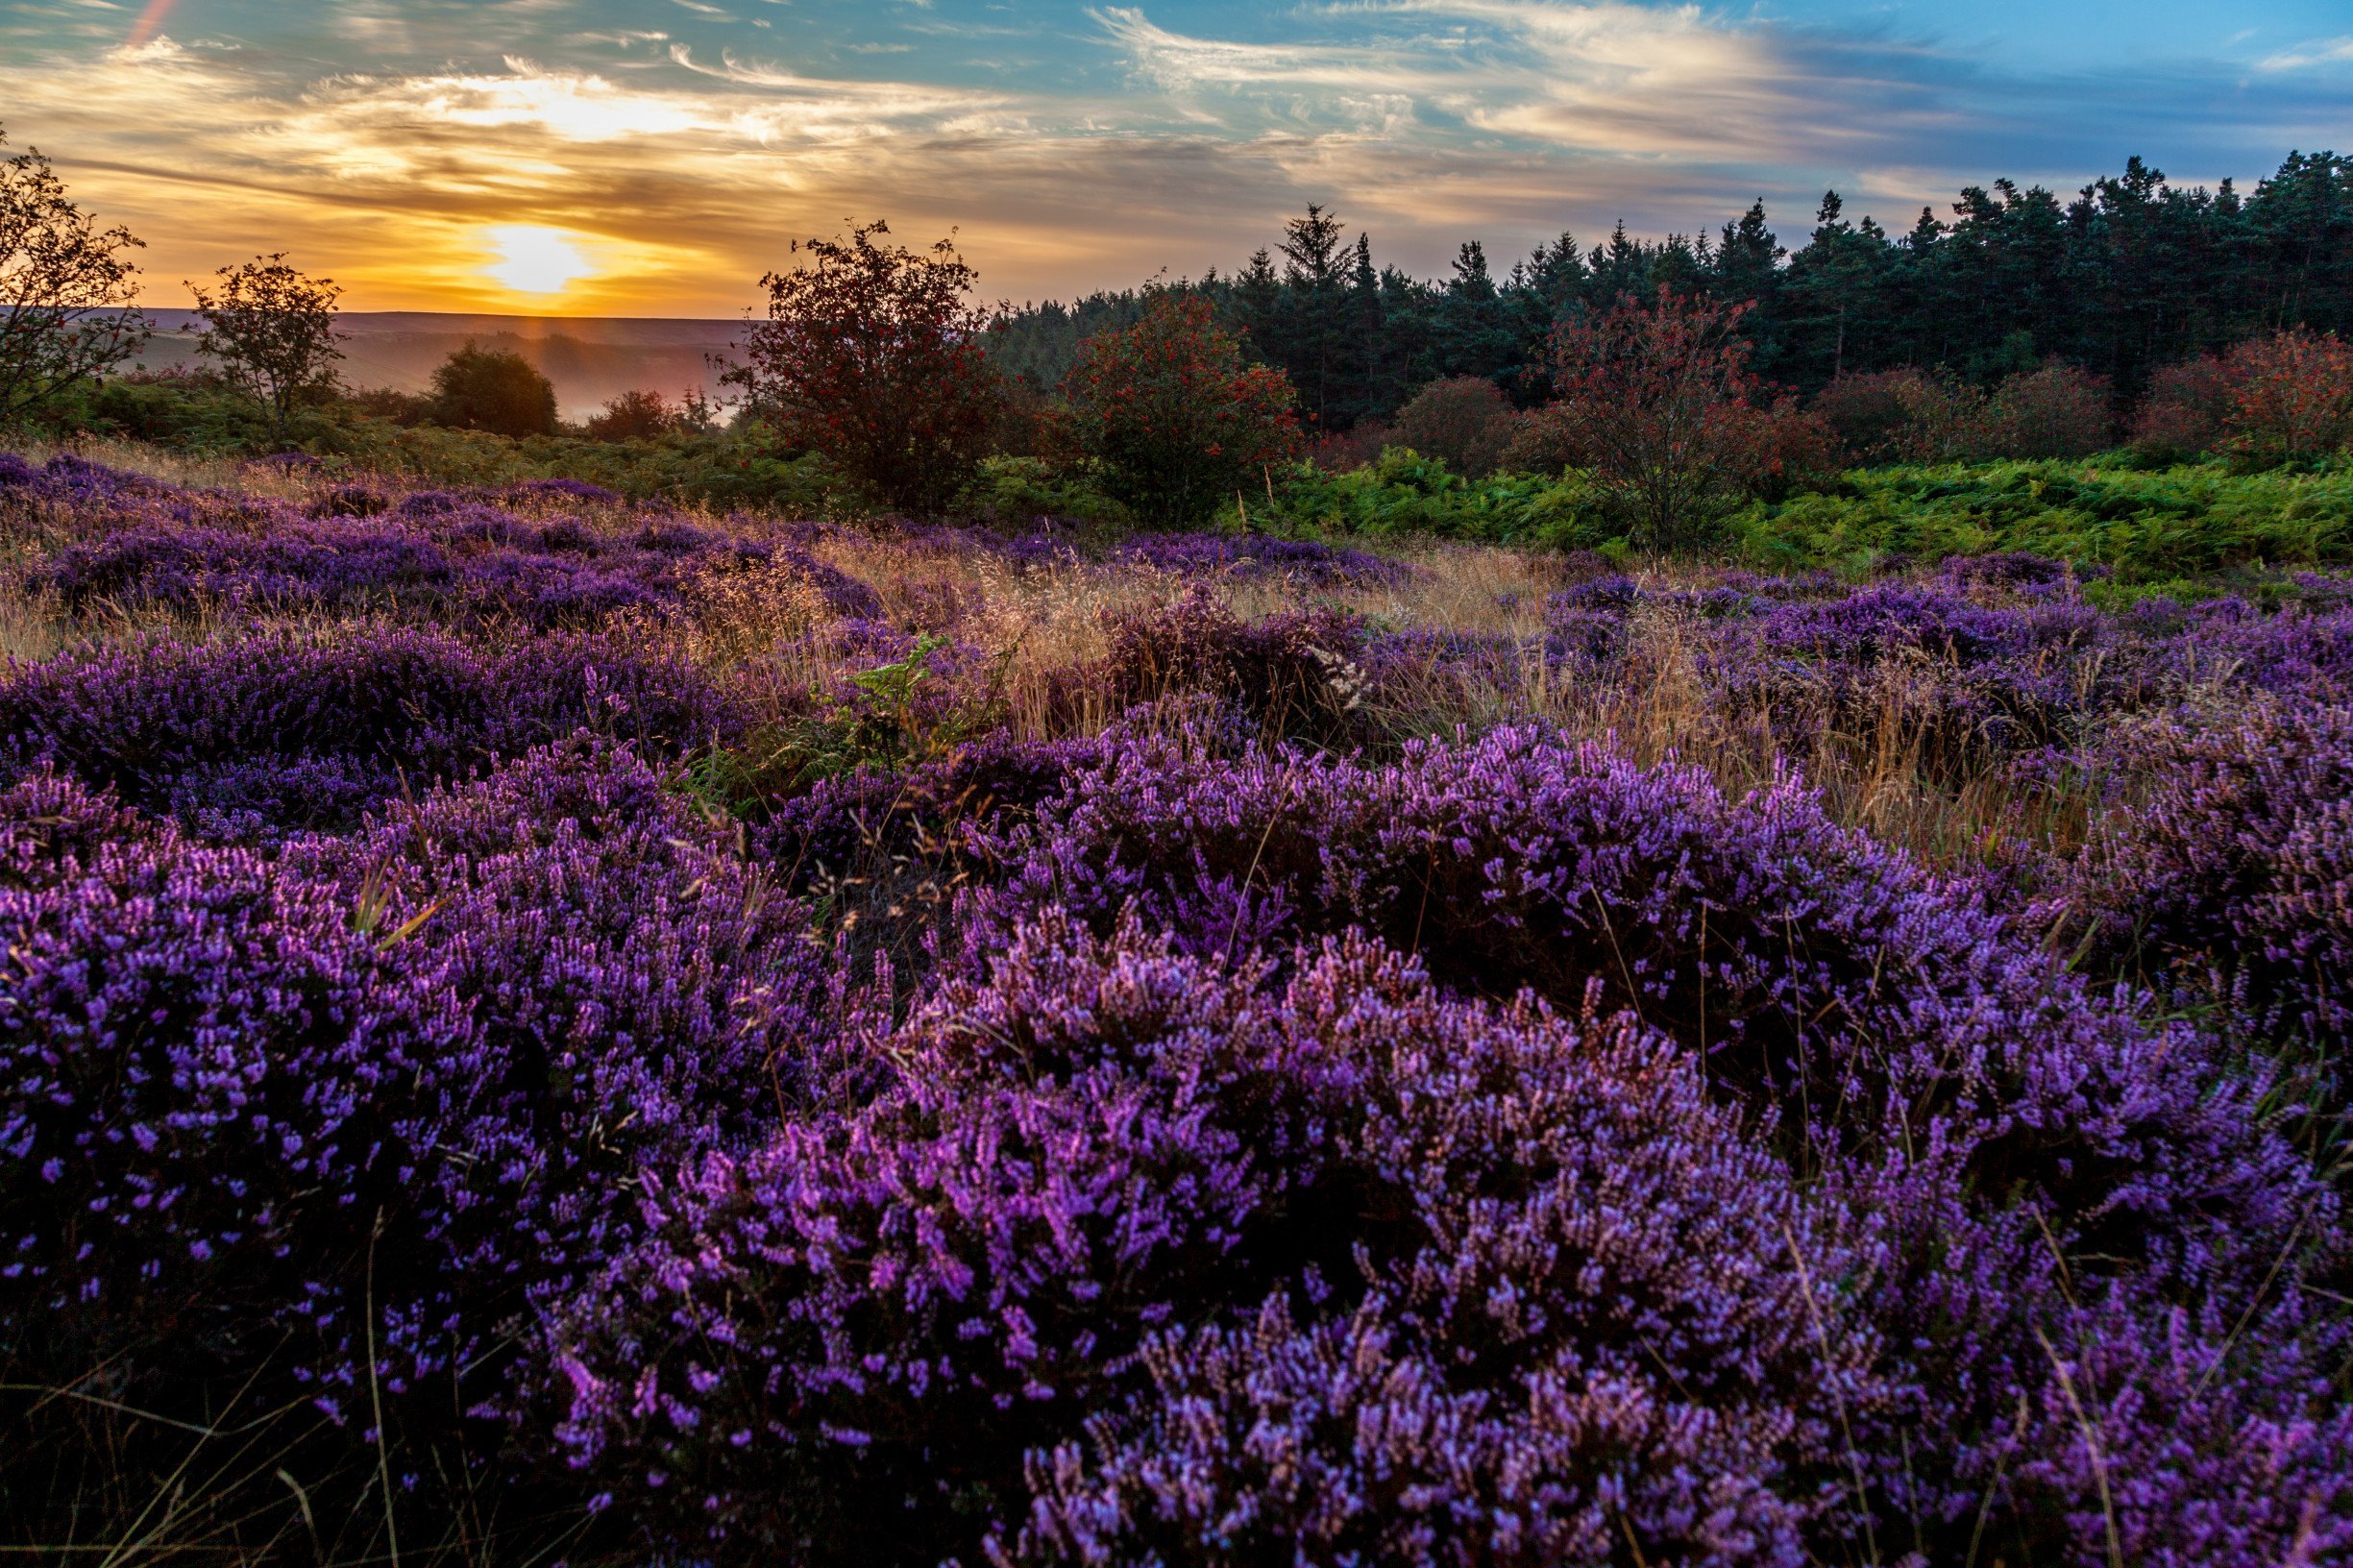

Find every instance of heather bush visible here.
[2062,698,2353,1045]
[1727,582,2147,765]
[551,917,1866,1564]
[5,455,876,629]
[1111,529,1413,588]
[0,624,735,835]
[0,763,148,889]
[958,719,2290,1262]
[0,799,474,1384]
[3,741,838,1425]
[1980,1282,2353,1568]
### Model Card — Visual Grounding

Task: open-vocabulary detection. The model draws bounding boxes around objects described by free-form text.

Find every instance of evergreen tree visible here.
[985,146,2353,426]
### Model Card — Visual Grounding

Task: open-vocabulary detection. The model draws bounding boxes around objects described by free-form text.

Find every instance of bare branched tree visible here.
[0,127,148,423]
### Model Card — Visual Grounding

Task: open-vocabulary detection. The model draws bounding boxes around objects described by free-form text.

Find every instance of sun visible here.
[480,225,595,296]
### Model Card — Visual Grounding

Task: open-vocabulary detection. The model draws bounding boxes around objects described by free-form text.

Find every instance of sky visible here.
[1,0,2347,316]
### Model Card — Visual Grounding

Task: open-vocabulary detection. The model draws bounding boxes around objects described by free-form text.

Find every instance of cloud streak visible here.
[0,3,2342,313]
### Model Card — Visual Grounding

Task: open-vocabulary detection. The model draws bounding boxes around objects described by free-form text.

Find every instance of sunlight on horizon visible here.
[480,225,595,297]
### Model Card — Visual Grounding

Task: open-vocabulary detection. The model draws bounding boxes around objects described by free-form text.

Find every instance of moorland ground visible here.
[2,427,2350,1565]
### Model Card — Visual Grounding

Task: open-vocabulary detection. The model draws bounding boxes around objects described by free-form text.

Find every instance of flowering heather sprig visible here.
[0,763,151,890]
[0,624,737,836]
[1003,1291,1820,1568]
[1978,1281,2353,1567]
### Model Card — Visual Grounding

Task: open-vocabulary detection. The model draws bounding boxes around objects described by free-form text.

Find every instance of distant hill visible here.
[131,312,746,421]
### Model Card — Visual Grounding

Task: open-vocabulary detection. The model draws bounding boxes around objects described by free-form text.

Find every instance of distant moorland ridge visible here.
[129,311,745,418]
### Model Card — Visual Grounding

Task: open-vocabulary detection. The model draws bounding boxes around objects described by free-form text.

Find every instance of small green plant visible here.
[683,634,1005,817]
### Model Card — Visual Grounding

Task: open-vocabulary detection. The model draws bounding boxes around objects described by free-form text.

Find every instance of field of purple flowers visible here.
[4,448,2350,1565]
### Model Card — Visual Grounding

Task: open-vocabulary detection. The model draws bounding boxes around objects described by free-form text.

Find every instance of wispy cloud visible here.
[0,2,2342,312]
[2260,36,2353,70]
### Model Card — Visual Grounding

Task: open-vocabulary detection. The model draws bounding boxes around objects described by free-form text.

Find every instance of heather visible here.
[5,451,2352,1566]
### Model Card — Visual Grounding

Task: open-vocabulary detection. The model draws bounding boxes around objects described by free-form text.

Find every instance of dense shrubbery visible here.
[1813,364,2113,464]
[1236,447,1605,547]
[1389,374,1517,478]
[1517,289,1834,550]
[1048,291,1302,527]
[1734,459,2353,579]
[2131,329,2353,469]
[0,623,733,835]
[5,453,2353,1565]
[428,342,561,438]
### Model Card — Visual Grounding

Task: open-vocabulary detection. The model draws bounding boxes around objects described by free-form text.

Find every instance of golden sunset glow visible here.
[481,226,595,298]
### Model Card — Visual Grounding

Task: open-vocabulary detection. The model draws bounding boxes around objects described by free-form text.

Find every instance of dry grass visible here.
[4,437,329,505]
[0,453,2099,879]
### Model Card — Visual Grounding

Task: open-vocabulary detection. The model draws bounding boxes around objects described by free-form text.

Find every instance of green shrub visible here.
[428,344,558,438]
[1228,449,1610,550]
[1730,460,2353,579]
[962,454,1134,528]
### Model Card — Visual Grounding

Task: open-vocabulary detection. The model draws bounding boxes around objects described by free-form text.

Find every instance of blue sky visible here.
[1,1,2345,312]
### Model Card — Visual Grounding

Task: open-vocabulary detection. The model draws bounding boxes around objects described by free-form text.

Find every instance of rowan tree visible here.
[189,254,343,436]
[1539,287,1789,549]
[734,221,1003,514]
[1049,291,1302,526]
[0,128,148,422]
[2221,328,2353,467]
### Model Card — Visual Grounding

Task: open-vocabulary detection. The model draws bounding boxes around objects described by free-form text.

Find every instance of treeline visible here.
[988,150,2353,426]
